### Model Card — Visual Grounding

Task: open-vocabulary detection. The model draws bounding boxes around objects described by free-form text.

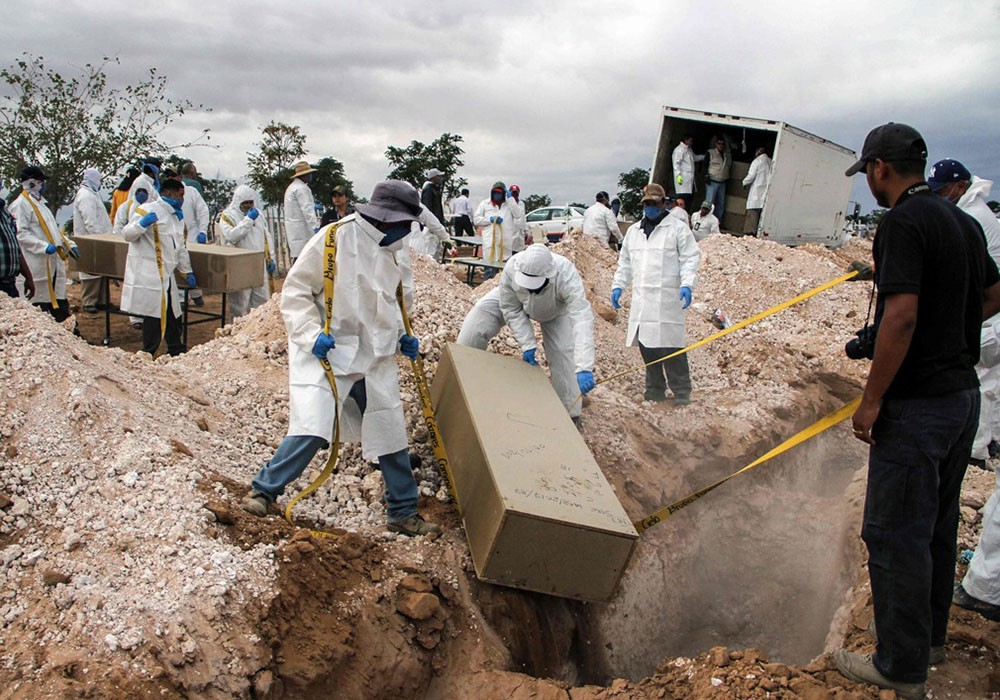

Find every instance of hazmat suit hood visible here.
[128,172,159,204]
[959,176,994,208]
[228,184,259,212]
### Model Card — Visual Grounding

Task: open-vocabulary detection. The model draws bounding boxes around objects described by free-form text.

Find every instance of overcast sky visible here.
[4,0,1000,213]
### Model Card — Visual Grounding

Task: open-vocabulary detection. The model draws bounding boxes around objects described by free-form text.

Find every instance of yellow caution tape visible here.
[283,223,344,539]
[574,269,860,406]
[20,193,63,304]
[395,282,461,510]
[634,397,861,532]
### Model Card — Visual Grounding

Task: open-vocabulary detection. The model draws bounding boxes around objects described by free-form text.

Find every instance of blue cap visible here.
[927,159,971,192]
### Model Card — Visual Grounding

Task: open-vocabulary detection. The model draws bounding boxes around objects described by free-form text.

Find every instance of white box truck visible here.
[651,106,857,246]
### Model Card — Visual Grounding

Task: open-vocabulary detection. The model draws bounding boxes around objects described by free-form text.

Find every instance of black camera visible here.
[845,324,877,360]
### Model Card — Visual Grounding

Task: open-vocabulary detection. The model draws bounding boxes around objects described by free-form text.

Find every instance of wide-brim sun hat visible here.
[354,180,423,224]
[290,160,318,179]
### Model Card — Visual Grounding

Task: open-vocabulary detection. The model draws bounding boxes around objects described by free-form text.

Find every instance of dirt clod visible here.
[397,590,442,621]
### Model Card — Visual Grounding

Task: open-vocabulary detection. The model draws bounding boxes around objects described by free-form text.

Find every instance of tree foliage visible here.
[246,121,308,206]
[311,157,356,205]
[0,53,210,209]
[385,133,467,198]
[202,177,238,221]
[522,193,551,213]
[617,167,650,219]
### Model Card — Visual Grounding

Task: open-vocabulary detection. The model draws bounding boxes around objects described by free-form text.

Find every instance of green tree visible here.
[201,177,238,220]
[866,208,888,226]
[246,121,308,206]
[311,156,356,206]
[0,53,210,209]
[617,167,650,219]
[385,132,467,198]
[522,193,551,213]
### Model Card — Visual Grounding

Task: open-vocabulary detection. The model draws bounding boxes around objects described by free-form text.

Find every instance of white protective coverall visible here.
[408,204,449,258]
[10,189,66,306]
[613,216,701,349]
[72,182,113,286]
[582,202,623,248]
[121,196,193,319]
[508,197,528,252]
[474,198,518,263]
[690,205,721,241]
[959,177,1000,462]
[672,141,704,199]
[282,213,414,460]
[743,153,772,209]
[218,185,276,321]
[181,184,210,244]
[112,173,160,236]
[283,177,319,259]
[963,468,1000,606]
[668,205,690,225]
[456,287,504,350]
[498,248,596,417]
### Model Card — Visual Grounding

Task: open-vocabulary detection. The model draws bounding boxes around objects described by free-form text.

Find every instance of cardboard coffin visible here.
[430,343,638,601]
[73,234,264,293]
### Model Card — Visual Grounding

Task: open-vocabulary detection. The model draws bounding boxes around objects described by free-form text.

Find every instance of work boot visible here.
[643,390,667,402]
[833,649,925,700]
[989,440,1000,459]
[866,618,944,664]
[953,583,1000,621]
[673,394,691,406]
[193,295,205,307]
[241,491,270,517]
[387,514,442,537]
[969,457,987,470]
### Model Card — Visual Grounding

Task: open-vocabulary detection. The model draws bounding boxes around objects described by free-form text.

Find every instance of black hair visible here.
[888,159,927,178]
[461,188,469,196]
[159,178,184,194]
[116,167,140,192]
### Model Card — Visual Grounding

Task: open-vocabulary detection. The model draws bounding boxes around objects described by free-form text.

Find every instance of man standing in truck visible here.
[705,137,732,220]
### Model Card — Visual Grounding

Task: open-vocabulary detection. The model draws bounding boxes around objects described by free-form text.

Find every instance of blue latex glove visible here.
[490,215,504,224]
[266,261,277,274]
[679,286,692,309]
[186,272,197,288]
[400,334,419,360]
[247,207,260,221]
[611,288,622,309]
[313,226,320,234]
[70,246,80,259]
[312,331,336,359]
[138,211,158,228]
[196,232,207,244]
[522,348,538,365]
[577,370,595,394]
[45,243,57,255]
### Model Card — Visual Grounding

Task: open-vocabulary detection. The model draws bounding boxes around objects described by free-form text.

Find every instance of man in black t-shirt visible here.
[833,123,1000,699]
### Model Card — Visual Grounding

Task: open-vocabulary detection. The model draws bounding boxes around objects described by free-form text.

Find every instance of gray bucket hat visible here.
[354,180,423,224]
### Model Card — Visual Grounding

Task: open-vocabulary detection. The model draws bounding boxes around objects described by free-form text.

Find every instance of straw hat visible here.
[290,160,318,179]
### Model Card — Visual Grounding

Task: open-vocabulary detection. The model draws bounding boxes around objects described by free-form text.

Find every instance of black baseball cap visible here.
[20,165,47,181]
[845,122,928,176]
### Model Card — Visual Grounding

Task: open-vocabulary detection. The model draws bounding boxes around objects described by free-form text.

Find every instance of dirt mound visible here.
[1,234,996,699]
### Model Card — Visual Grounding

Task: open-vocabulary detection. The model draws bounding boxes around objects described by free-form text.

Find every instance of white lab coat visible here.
[181,185,210,244]
[691,206,721,241]
[672,142,703,196]
[10,190,66,305]
[408,204,449,258]
[958,177,1000,461]
[474,198,517,263]
[121,198,193,319]
[282,213,413,459]
[613,216,701,348]
[498,251,596,416]
[219,185,275,321]
[582,202,622,248]
[742,154,772,209]
[72,185,113,282]
[508,197,528,252]
[283,177,319,259]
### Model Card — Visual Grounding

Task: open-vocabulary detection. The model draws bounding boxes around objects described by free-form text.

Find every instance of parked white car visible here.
[525,205,586,243]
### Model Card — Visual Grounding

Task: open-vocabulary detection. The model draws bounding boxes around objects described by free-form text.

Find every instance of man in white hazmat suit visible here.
[242,180,441,537]
[508,185,529,252]
[178,174,210,306]
[409,199,449,259]
[611,183,701,404]
[743,147,772,235]
[690,201,721,241]
[121,178,197,357]
[283,160,320,263]
[582,191,623,249]
[672,134,704,206]
[9,165,77,322]
[113,169,159,328]
[474,181,518,268]
[457,244,597,424]
[927,158,1000,623]
[72,167,112,312]
[218,184,277,322]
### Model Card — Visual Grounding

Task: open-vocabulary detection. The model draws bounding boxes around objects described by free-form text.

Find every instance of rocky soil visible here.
[1,232,996,699]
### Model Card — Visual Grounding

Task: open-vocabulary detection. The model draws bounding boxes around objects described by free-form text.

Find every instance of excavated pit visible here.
[473,421,870,686]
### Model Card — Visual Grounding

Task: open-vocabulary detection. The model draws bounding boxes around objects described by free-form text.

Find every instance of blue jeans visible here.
[863,388,979,684]
[251,379,419,522]
[705,180,727,219]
